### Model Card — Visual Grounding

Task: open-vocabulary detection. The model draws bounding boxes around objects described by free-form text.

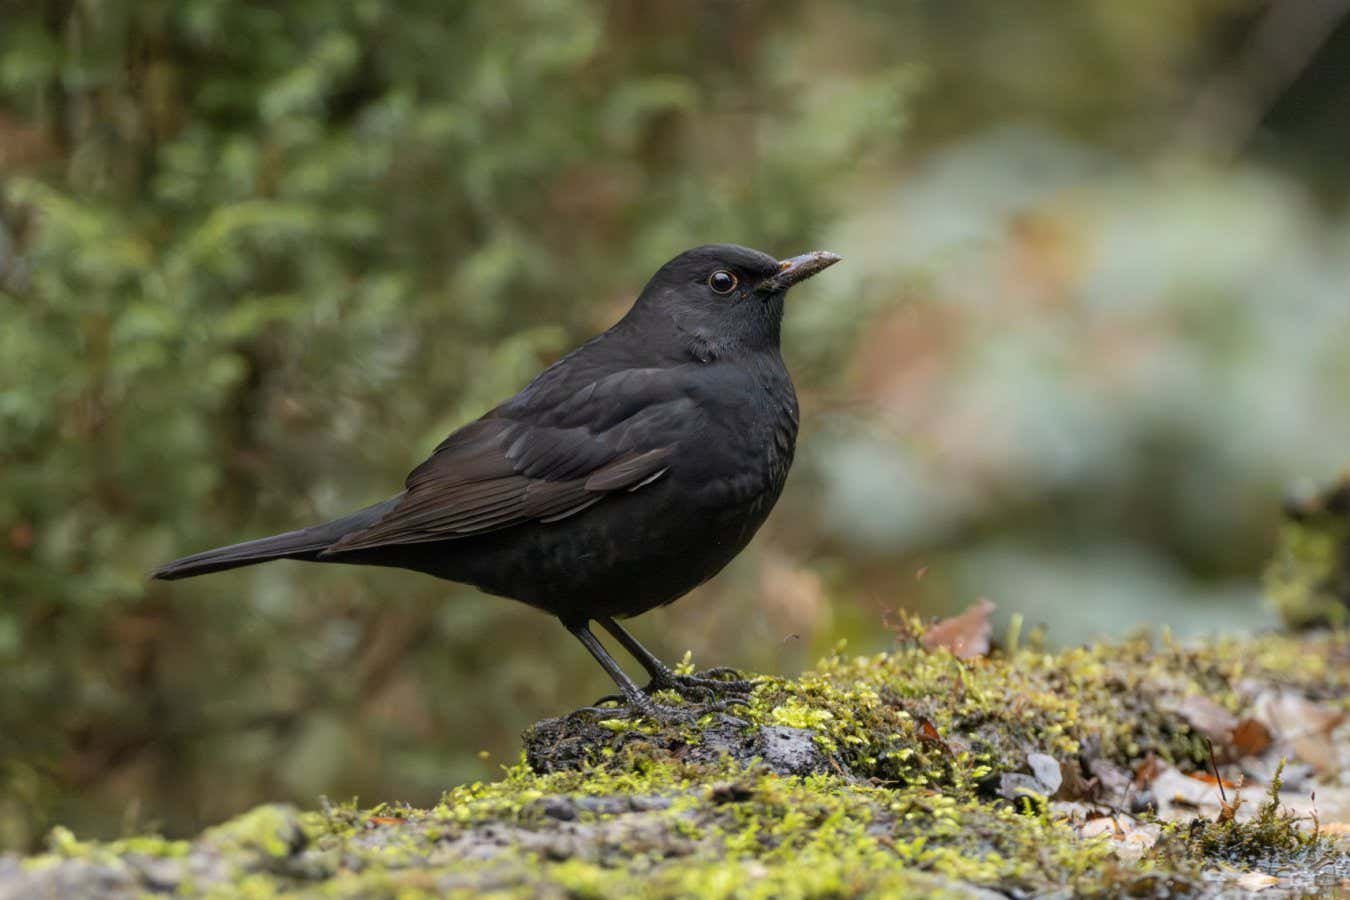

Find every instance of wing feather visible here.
[322,374,685,555]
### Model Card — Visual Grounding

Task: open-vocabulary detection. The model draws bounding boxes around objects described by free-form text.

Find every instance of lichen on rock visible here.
[1,628,1345,898]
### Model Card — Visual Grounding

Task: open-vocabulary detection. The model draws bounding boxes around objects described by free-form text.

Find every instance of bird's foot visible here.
[576,693,698,724]
[650,667,756,700]
[590,667,753,706]
[584,667,754,721]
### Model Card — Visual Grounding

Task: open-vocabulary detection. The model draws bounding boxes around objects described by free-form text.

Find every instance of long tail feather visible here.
[151,494,404,580]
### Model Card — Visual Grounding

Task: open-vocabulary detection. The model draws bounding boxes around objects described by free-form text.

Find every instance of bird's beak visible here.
[758,250,843,293]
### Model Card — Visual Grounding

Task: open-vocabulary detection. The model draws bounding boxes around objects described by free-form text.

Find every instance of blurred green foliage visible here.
[2,0,1348,851]
[0,0,908,848]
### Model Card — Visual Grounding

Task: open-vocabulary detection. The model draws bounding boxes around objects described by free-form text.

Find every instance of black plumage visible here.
[154,244,841,717]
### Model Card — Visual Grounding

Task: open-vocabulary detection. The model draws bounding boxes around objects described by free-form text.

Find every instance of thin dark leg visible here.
[565,621,686,720]
[597,617,676,681]
[567,621,647,705]
[598,617,753,697]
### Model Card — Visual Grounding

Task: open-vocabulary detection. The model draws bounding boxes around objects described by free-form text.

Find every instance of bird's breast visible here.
[678,362,798,512]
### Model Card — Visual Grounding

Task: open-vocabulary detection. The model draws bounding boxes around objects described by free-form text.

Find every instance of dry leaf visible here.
[1253,689,1346,776]
[1188,771,1242,791]
[1234,871,1279,892]
[1076,814,1160,858]
[1231,718,1272,757]
[1216,793,1244,823]
[917,717,944,745]
[1252,689,1345,739]
[921,598,994,660]
[1150,766,1220,813]
[1166,695,1238,743]
[1054,757,1097,801]
[1133,752,1164,789]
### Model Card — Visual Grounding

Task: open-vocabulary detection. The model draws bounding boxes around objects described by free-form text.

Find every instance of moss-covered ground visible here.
[1267,476,1350,629]
[3,628,1346,898]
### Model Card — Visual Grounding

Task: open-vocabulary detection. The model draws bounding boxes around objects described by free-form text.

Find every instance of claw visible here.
[654,670,755,698]
[698,667,755,690]
[572,703,635,718]
[703,695,752,714]
[575,691,697,724]
[649,679,717,703]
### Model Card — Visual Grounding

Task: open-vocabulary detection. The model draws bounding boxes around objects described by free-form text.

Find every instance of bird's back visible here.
[348,348,799,621]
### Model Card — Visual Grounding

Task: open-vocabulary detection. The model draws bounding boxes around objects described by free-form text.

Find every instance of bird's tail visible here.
[151,494,404,580]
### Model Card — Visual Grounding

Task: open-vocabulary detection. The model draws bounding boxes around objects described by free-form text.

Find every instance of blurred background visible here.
[3,0,1349,850]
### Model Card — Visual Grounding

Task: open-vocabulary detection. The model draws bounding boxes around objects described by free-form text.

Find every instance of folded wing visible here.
[322,370,690,554]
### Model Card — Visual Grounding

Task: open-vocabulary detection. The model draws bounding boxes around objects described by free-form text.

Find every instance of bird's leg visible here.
[597,617,754,698]
[565,622,693,722]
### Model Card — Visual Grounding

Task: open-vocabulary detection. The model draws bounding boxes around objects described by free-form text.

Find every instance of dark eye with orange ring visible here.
[708,270,737,294]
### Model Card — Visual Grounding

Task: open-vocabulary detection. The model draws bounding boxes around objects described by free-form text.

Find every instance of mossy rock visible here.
[2,630,1345,898]
[1266,477,1350,629]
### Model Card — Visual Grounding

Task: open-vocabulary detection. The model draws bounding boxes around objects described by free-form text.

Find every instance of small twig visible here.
[1205,737,1228,807]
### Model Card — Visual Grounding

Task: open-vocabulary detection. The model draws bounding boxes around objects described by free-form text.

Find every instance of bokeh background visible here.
[3,0,1349,850]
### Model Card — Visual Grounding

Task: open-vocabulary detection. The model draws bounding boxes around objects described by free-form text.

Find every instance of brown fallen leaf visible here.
[1289,732,1342,778]
[921,598,995,660]
[912,712,977,755]
[1166,694,1238,744]
[1189,771,1242,791]
[916,716,948,752]
[1133,751,1164,789]
[1252,689,1346,776]
[1054,757,1098,802]
[1252,689,1345,738]
[1231,718,1272,757]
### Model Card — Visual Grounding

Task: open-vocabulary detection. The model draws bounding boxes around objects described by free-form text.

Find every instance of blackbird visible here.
[154,244,841,718]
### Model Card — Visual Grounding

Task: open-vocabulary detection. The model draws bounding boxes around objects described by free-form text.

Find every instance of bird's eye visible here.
[708,270,738,294]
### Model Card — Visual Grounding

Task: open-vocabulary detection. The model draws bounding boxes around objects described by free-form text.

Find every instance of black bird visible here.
[154,244,841,717]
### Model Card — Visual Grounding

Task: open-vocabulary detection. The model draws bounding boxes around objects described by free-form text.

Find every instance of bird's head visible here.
[630,243,841,359]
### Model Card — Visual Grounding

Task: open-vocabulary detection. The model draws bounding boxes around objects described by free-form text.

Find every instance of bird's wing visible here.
[323,369,690,553]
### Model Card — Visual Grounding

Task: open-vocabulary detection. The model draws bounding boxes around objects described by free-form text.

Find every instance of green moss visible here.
[724,630,1347,791]
[204,804,308,859]
[7,631,1346,898]
[1265,478,1350,629]
[1267,521,1350,629]
[1150,759,1343,896]
[40,823,190,863]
